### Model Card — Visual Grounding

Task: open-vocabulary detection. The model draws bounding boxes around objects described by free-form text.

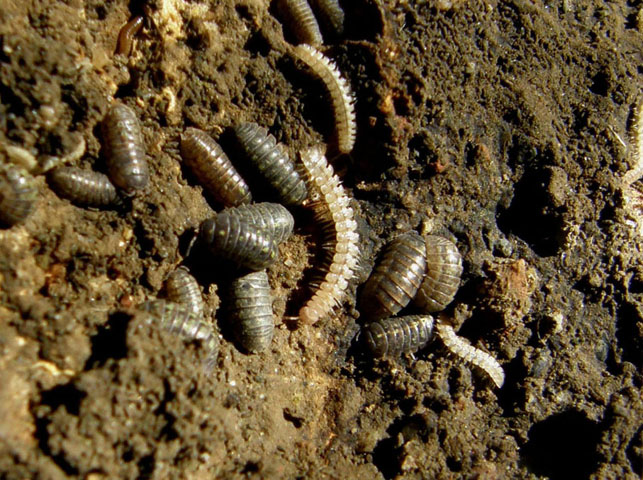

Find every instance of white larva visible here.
[298,146,359,324]
[435,323,505,388]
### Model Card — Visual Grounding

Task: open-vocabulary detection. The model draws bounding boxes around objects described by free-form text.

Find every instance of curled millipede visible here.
[414,235,463,313]
[101,103,149,194]
[298,146,359,324]
[165,266,204,319]
[0,164,37,227]
[139,300,219,371]
[233,122,308,206]
[115,16,144,56]
[222,202,294,244]
[229,270,274,353]
[48,167,118,207]
[309,0,345,37]
[292,44,356,154]
[199,211,278,271]
[180,127,252,207]
[276,0,324,46]
[359,232,427,321]
[363,315,435,357]
[435,323,505,388]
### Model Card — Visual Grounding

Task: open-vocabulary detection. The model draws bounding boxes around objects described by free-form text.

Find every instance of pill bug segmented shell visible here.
[309,0,345,37]
[115,16,144,56]
[48,167,118,207]
[359,232,427,321]
[292,44,356,154]
[180,127,252,207]
[276,0,324,46]
[233,122,308,206]
[222,202,294,244]
[229,270,274,353]
[101,103,150,194]
[199,211,279,271]
[435,323,505,388]
[363,315,435,357]
[139,300,219,371]
[165,266,204,319]
[0,164,37,227]
[414,235,463,313]
[298,146,359,324]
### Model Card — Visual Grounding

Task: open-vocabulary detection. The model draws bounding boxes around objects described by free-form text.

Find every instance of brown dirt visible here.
[1,0,642,479]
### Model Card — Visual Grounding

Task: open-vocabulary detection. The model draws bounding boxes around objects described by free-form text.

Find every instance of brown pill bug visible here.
[139,299,219,371]
[414,235,463,313]
[115,16,144,56]
[229,270,274,353]
[180,127,252,207]
[48,167,118,207]
[101,103,149,194]
[199,211,278,271]
[276,0,324,46]
[165,266,204,319]
[309,0,345,37]
[222,202,294,244]
[0,164,37,227]
[233,122,308,206]
[359,232,427,321]
[363,315,435,357]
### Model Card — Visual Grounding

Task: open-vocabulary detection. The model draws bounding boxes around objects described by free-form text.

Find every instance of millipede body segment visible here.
[115,16,144,56]
[222,202,294,244]
[276,0,324,46]
[229,270,274,353]
[48,167,118,207]
[165,266,204,320]
[309,0,345,37]
[0,164,37,227]
[363,315,435,357]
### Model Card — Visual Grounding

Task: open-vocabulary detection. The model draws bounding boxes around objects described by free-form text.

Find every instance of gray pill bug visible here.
[359,232,427,321]
[414,236,463,313]
[101,103,149,194]
[363,315,435,357]
[221,202,294,244]
[199,210,279,271]
[180,127,252,207]
[0,164,37,227]
[229,270,274,353]
[165,266,204,319]
[233,122,308,206]
[276,0,324,46]
[48,167,119,207]
[139,299,219,371]
[309,0,345,38]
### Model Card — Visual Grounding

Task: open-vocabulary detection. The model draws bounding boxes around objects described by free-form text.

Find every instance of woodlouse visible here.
[101,103,149,194]
[298,146,359,324]
[199,211,278,271]
[233,122,308,206]
[276,0,324,46]
[115,16,144,56]
[359,232,427,321]
[180,127,252,207]
[363,315,435,357]
[414,235,463,313]
[309,0,345,37]
[292,44,356,154]
[229,270,274,353]
[165,266,204,319]
[0,164,37,227]
[48,167,118,207]
[222,202,294,244]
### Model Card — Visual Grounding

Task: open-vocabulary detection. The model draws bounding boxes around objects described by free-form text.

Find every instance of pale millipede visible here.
[363,315,435,357]
[292,44,356,154]
[359,231,427,321]
[229,270,274,353]
[48,167,118,207]
[101,103,150,194]
[276,0,324,46]
[165,266,204,320]
[309,0,345,38]
[0,164,37,227]
[180,127,252,207]
[298,146,359,324]
[115,16,144,56]
[221,202,294,244]
[435,323,505,388]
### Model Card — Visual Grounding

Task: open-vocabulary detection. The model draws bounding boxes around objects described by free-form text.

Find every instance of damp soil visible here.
[1,0,642,479]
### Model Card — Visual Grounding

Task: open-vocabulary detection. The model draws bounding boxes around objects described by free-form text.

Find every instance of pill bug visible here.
[48,167,118,207]
[101,103,150,194]
[222,202,294,244]
[199,211,279,271]
[115,16,144,56]
[233,122,308,206]
[276,0,324,46]
[139,300,219,371]
[165,266,204,319]
[435,323,505,388]
[0,164,37,227]
[180,127,252,207]
[359,232,427,321]
[363,315,435,357]
[309,0,345,37]
[229,270,274,353]
[414,235,463,313]
[298,146,359,324]
[292,44,356,154]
